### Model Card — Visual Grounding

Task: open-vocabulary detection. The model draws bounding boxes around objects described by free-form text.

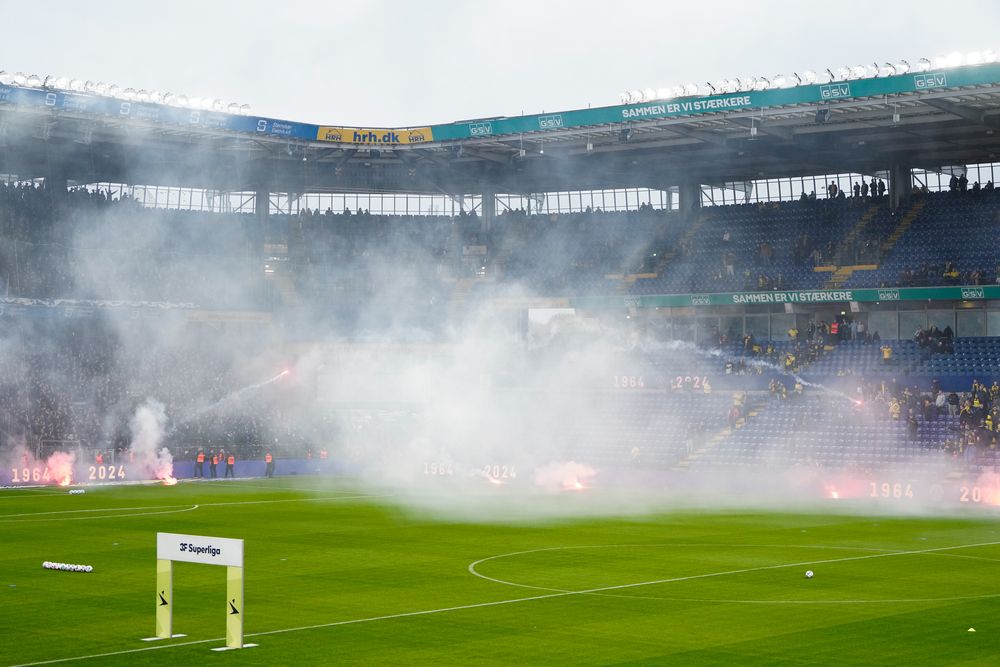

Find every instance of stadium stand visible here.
[5,57,1000,487]
[845,189,1000,289]
[0,183,264,308]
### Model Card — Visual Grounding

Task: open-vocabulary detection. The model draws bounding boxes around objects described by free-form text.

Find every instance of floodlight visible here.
[70,79,85,92]
[211,98,225,111]
[43,75,57,88]
[753,77,769,91]
[642,88,656,101]
[933,55,948,69]
[12,72,27,85]
[896,60,910,74]
[136,90,150,103]
[84,80,97,93]
[671,85,684,97]
[55,76,70,89]
[239,104,251,115]
[227,102,239,114]
[0,71,10,85]
[175,94,189,107]
[188,96,202,109]
[790,73,802,86]
[704,82,716,95]
[25,74,40,87]
[802,70,818,84]
[108,84,121,97]
[983,49,998,63]
[619,92,630,104]
[945,51,962,67]
[150,90,163,104]
[771,74,787,89]
[739,77,756,92]
[95,82,109,95]
[966,51,983,65]
[836,66,851,81]
[916,58,932,72]
[865,63,879,78]
[628,89,642,103]
[683,83,699,96]
[713,79,727,94]
[850,65,867,79]
[121,87,137,100]
[163,92,176,105]
[728,78,741,92]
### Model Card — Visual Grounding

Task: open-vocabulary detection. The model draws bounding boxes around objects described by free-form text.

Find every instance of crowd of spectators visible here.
[0,316,315,464]
[895,263,1000,288]
[0,182,263,308]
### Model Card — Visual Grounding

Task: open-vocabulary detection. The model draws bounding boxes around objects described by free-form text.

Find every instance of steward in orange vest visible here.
[225,454,235,478]
[265,452,275,478]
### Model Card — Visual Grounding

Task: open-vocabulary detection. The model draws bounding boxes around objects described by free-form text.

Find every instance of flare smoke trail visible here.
[180,370,290,424]
[645,339,862,404]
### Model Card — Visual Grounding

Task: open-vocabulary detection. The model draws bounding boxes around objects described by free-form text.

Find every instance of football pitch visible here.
[3,478,1000,665]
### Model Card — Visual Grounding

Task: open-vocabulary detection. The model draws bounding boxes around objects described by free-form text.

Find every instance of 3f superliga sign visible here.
[147,532,254,652]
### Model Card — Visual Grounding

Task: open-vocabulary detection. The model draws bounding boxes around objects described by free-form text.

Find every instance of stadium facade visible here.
[3,57,1000,490]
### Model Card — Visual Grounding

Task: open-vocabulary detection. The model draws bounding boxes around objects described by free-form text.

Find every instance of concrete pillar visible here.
[255,189,269,221]
[678,181,701,214]
[889,161,912,211]
[46,165,68,203]
[480,187,495,232]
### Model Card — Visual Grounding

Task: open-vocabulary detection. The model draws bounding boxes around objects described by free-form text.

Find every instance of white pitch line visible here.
[0,491,79,500]
[0,505,201,522]
[14,538,1000,666]
[467,539,1000,597]
[0,493,384,520]
[467,543,1000,603]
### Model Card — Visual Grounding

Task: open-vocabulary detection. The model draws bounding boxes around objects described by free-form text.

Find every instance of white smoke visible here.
[129,399,174,482]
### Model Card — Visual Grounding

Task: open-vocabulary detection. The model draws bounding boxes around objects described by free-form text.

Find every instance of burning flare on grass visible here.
[534,461,596,492]
[47,451,76,486]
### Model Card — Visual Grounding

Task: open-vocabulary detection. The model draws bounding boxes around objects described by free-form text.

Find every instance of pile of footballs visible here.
[43,561,93,573]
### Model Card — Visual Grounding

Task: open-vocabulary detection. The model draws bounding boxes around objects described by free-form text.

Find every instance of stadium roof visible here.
[2,63,1000,195]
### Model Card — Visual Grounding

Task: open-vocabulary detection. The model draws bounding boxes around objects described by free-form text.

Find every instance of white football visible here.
[805,570,814,579]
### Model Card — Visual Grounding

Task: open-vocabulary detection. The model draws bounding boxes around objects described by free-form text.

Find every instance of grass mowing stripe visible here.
[0,493,384,520]
[15,537,1000,665]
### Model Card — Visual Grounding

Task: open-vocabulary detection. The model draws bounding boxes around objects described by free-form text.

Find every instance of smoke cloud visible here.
[0,171,978,521]
[129,400,175,484]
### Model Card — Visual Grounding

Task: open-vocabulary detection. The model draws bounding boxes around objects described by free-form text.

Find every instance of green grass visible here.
[3,478,1000,665]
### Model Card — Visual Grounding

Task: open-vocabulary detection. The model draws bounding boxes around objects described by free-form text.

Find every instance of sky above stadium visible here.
[5,0,1000,127]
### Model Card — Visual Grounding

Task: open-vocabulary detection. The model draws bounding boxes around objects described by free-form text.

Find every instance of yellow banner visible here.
[226,566,244,649]
[155,559,173,639]
[316,126,433,145]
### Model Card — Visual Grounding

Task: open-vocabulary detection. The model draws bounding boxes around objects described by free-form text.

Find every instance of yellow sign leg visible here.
[226,566,244,649]
[155,559,173,639]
